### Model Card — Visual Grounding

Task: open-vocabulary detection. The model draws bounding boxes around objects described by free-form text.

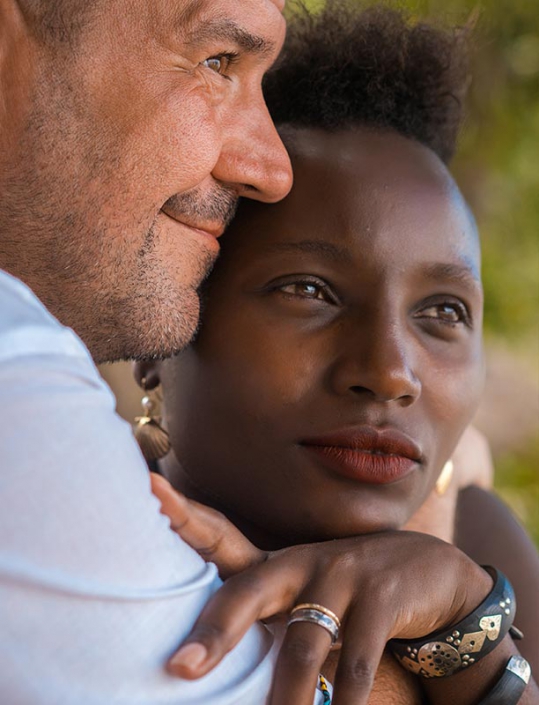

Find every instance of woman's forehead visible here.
[284,127,456,205]
[226,126,480,271]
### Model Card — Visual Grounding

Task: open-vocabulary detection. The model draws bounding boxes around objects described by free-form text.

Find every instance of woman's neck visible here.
[157,452,290,551]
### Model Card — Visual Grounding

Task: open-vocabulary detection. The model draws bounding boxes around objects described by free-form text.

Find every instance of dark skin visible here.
[157,127,485,545]
[139,128,539,704]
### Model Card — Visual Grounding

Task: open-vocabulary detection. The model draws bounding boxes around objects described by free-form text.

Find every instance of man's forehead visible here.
[173,0,286,60]
[178,0,285,30]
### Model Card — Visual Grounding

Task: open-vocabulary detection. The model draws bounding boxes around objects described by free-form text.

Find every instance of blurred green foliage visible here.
[495,434,539,546]
[431,0,539,546]
[447,0,539,344]
[300,0,539,543]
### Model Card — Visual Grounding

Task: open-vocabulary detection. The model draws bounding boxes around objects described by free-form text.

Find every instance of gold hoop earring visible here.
[435,459,454,497]
[134,379,171,462]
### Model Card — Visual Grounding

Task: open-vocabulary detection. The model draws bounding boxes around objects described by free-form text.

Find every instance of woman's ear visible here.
[132,361,161,390]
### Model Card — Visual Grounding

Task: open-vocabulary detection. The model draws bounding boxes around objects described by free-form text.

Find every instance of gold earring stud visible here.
[435,459,454,497]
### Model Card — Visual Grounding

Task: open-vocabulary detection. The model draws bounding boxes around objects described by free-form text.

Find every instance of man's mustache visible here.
[163,186,239,230]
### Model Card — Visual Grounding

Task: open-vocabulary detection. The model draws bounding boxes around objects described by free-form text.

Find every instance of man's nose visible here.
[212,92,293,203]
[330,317,422,406]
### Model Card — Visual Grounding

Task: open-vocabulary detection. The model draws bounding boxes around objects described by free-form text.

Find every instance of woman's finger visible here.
[270,621,333,705]
[150,473,265,578]
[331,603,394,705]
[452,425,494,490]
[168,555,304,678]
[269,591,347,705]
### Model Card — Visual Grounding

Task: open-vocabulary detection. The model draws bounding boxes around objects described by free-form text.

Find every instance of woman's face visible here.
[155,127,485,546]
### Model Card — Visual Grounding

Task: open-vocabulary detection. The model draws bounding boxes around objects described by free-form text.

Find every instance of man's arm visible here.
[322,650,425,705]
[0,271,278,704]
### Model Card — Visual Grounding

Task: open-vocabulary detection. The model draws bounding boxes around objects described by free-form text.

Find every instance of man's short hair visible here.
[264,1,470,164]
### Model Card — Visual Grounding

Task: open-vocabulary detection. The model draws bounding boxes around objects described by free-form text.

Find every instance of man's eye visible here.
[201,53,237,77]
[416,302,470,325]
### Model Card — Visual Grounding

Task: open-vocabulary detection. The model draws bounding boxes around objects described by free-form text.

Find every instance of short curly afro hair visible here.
[263,1,471,164]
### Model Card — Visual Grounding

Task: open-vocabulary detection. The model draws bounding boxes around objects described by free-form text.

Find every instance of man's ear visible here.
[132,361,161,390]
[0,0,37,144]
[0,0,28,42]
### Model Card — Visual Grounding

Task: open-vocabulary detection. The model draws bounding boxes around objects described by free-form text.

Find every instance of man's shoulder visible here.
[0,269,91,365]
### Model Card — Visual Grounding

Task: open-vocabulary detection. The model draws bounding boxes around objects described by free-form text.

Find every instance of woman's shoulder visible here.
[455,485,539,672]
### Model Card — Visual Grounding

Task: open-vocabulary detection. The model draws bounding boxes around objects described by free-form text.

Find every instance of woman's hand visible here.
[151,473,507,705]
[452,426,494,491]
[150,473,264,579]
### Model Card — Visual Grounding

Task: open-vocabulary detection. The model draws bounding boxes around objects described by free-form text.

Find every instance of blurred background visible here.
[101,0,539,544]
[387,0,539,545]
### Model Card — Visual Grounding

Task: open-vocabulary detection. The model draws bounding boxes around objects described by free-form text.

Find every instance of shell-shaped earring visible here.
[134,379,171,463]
[435,459,454,497]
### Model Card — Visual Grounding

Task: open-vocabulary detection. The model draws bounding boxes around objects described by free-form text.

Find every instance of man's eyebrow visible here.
[185,19,276,57]
[422,261,482,287]
[258,240,354,263]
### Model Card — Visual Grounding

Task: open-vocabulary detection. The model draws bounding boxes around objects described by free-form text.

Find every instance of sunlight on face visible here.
[156,127,484,547]
[0,0,290,362]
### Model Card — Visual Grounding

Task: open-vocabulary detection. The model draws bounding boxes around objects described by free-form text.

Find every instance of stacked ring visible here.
[288,603,341,644]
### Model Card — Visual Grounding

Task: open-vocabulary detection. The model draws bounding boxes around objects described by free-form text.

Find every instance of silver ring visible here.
[287,607,340,644]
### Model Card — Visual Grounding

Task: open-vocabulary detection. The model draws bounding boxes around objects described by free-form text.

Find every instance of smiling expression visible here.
[156,127,485,548]
[0,0,291,363]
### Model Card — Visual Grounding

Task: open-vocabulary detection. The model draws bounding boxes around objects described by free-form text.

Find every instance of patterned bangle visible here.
[477,656,531,705]
[389,566,516,678]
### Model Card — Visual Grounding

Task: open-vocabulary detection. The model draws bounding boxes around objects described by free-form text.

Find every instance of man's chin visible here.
[94,288,202,364]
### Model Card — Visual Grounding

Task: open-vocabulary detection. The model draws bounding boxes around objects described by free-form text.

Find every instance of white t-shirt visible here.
[0,269,328,704]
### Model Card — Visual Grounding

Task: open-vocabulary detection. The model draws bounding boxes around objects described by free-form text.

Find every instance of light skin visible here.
[140,128,538,704]
[0,0,292,363]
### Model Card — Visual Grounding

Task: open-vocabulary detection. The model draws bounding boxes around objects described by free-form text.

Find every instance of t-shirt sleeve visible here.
[0,272,279,704]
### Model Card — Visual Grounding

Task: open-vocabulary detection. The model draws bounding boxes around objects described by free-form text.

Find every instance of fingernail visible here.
[169,643,208,671]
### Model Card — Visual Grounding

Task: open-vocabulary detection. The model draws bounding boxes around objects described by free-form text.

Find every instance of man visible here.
[0,0,295,702]
[1,0,292,362]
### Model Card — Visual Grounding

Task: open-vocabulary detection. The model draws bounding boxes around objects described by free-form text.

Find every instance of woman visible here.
[136,4,539,704]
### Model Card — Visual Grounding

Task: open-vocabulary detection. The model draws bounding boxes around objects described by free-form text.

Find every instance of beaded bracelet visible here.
[389,566,516,678]
[318,674,332,704]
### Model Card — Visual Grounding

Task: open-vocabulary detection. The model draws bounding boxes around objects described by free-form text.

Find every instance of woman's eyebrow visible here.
[422,261,482,287]
[258,240,353,263]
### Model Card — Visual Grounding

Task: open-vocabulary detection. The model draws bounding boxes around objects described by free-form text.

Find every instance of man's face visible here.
[0,0,291,363]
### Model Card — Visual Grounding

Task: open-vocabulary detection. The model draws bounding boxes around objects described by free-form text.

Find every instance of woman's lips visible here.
[300,427,422,485]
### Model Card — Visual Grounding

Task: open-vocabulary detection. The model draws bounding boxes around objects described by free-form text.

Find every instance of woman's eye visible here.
[416,302,470,325]
[278,281,333,302]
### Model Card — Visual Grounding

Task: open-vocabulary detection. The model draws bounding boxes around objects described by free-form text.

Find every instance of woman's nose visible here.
[329,318,421,406]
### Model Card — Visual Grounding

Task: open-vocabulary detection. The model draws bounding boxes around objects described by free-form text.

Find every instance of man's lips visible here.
[300,426,423,485]
[160,210,225,240]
